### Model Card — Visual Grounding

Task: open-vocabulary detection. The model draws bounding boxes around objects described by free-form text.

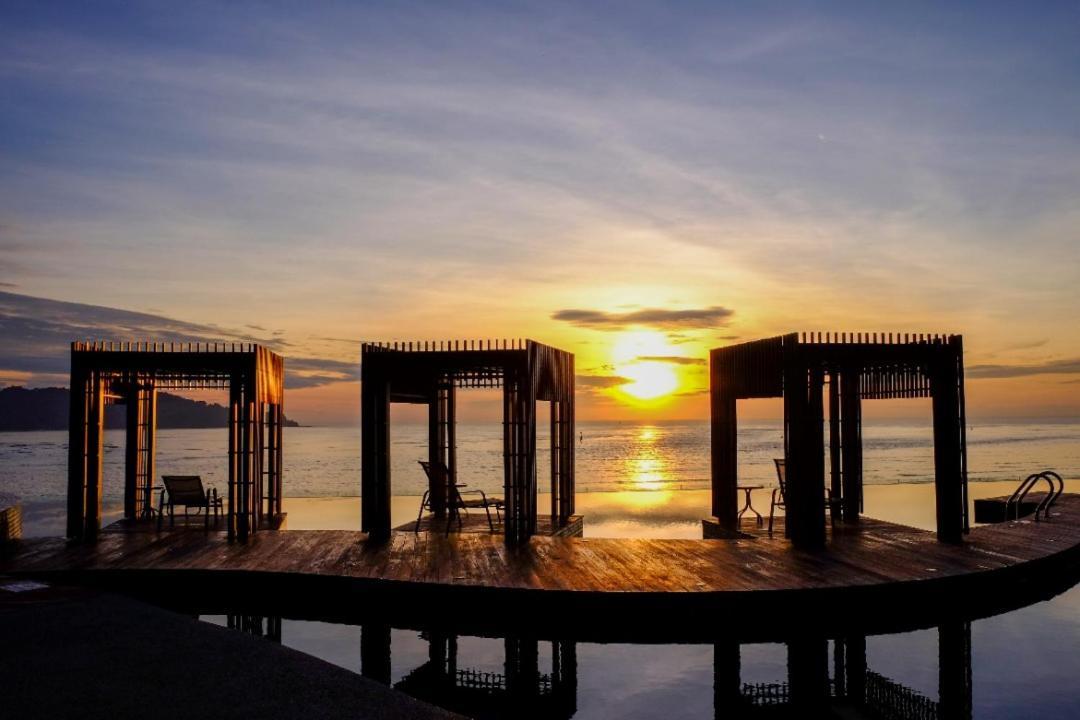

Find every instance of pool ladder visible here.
[1004,470,1064,521]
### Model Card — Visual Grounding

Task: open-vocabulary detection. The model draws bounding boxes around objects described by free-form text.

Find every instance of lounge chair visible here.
[157,475,223,530]
[416,460,504,534]
[768,459,842,534]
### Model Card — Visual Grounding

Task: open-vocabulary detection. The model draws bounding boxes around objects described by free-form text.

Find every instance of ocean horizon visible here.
[6,418,1077,509]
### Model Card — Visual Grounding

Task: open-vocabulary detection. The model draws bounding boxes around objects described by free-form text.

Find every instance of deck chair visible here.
[416,460,504,534]
[157,475,223,530]
[768,459,842,534]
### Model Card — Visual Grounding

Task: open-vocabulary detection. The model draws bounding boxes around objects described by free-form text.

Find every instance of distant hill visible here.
[0,386,300,431]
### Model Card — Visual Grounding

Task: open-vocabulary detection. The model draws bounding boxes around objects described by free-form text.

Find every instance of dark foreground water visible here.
[189,577,1080,719]
[168,487,1080,720]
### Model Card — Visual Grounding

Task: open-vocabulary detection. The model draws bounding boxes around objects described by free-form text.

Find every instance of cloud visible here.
[999,338,1049,352]
[967,357,1080,379]
[552,306,735,330]
[635,355,706,366]
[287,356,358,388]
[576,374,633,390]
[0,291,354,390]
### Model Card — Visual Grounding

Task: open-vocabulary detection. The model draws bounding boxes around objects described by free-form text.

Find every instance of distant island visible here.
[0,386,301,432]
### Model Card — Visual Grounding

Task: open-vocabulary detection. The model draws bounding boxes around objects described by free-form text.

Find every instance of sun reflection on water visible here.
[624,425,670,493]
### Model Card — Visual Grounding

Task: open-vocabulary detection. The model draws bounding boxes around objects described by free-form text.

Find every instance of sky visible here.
[1,1,1079,424]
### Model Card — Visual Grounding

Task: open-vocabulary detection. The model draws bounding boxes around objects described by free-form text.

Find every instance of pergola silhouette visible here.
[360,339,575,544]
[67,341,285,541]
[710,332,968,548]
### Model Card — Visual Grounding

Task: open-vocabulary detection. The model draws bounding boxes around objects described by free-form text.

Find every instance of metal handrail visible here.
[1004,473,1040,521]
[1034,470,1064,520]
[1005,471,1064,522]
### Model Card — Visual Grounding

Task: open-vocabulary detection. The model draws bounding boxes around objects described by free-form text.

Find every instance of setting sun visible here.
[611,331,685,402]
[621,362,678,399]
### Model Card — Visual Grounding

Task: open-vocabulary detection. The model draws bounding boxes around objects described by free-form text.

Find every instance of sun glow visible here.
[621,363,678,399]
[611,330,682,401]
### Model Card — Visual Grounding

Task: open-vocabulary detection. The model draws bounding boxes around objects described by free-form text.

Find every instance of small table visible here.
[737,485,764,527]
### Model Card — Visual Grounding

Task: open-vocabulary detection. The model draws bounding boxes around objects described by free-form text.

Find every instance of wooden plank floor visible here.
[398,514,584,537]
[5,495,1080,640]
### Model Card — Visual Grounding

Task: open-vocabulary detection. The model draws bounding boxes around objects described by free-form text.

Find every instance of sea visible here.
[4,419,1079,507]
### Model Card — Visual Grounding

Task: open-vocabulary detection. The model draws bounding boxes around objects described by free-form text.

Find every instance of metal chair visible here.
[768,459,842,534]
[157,475,222,530]
[416,460,504,534]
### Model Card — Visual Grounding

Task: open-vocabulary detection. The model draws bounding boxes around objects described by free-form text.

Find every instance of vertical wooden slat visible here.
[83,371,105,541]
[828,372,842,507]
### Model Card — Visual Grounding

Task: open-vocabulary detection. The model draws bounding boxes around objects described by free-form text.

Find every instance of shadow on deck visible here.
[396,513,583,538]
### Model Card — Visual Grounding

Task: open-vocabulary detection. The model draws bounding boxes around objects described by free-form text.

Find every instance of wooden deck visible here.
[397,513,584,537]
[5,495,1080,642]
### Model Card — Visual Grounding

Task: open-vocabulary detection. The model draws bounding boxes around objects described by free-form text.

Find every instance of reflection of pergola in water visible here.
[349,620,967,720]
[67,342,285,541]
[715,621,972,719]
[360,628,577,720]
[710,332,968,548]
[360,339,576,544]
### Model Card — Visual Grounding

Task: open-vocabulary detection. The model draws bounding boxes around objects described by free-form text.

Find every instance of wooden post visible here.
[710,350,738,530]
[124,384,139,520]
[144,386,157,518]
[228,375,241,541]
[427,384,446,518]
[66,366,89,540]
[361,369,392,540]
[503,365,537,545]
[266,402,278,519]
[446,381,457,489]
[550,399,561,525]
[275,402,283,516]
[785,346,826,549]
[562,361,575,523]
[840,370,862,523]
[79,372,105,541]
[828,373,842,507]
[931,342,965,543]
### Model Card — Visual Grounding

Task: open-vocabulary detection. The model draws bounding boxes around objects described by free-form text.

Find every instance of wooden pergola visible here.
[361,339,575,545]
[68,341,285,542]
[710,332,968,548]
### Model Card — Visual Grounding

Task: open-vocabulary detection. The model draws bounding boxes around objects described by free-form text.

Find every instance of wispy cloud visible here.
[576,373,633,391]
[635,355,706,366]
[552,306,734,331]
[0,291,355,389]
[968,357,1080,379]
[999,338,1050,352]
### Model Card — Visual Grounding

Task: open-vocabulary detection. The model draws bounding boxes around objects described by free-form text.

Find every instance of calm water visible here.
[4,420,1080,505]
[193,588,1080,719]
[3,420,1080,717]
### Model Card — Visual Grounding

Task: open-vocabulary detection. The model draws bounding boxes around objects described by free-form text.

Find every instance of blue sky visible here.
[2,1,1079,421]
